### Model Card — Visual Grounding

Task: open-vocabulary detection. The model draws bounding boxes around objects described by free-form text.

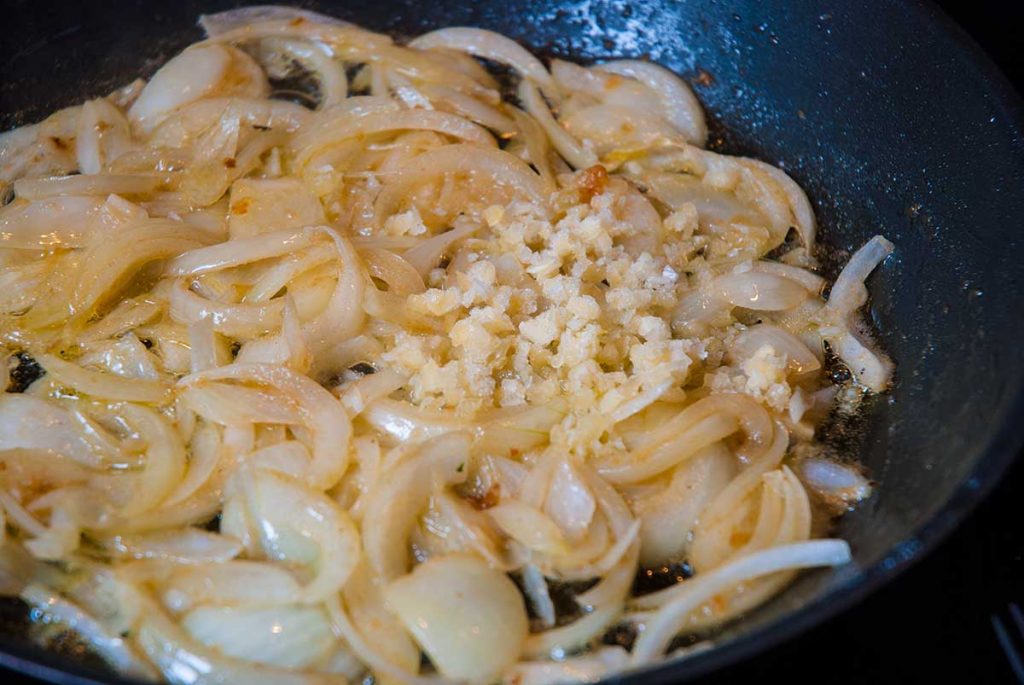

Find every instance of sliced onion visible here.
[521,564,556,629]
[169,228,311,276]
[15,174,161,200]
[824,327,893,393]
[159,557,301,610]
[201,6,353,37]
[714,271,810,311]
[21,583,156,679]
[826,235,895,317]
[35,353,170,404]
[258,37,347,109]
[293,109,495,171]
[401,220,482,277]
[630,443,735,566]
[595,60,707,145]
[133,588,333,685]
[798,457,872,505]
[410,27,556,93]
[385,553,529,683]
[75,98,133,175]
[630,540,851,663]
[595,394,770,484]
[519,80,597,169]
[543,461,596,542]
[183,603,335,669]
[129,45,234,131]
[241,470,360,603]
[180,362,352,489]
[374,143,548,226]
[502,646,628,685]
[0,394,125,468]
[0,196,107,249]
[102,529,242,564]
[737,158,817,249]
[729,324,822,379]
[359,247,426,295]
[361,431,470,580]
[489,500,568,556]
[226,178,326,239]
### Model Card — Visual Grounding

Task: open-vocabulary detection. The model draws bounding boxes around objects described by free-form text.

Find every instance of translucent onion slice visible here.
[181,363,352,489]
[70,219,215,323]
[150,97,310,149]
[489,500,569,556]
[729,324,822,379]
[713,271,810,311]
[20,583,156,679]
[518,80,597,170]
[629,443,735,567]
[168,228,312,276]
[243,470,360,603]
[385,553,529,684]
[182,603,335,669]
[133,588,334,685]
[629,540,851,663]
[201,6,353,37]
[226,178,326,239]
[102,529,242,564]
[14,175,161,200]
[595,394,771,484]
[595,60,707,145]
[410,27,557,93]
[826,235,895,318]
[798,457,872,506]
[75,98,134,174]
[502,646,628,685]
[293,109,495,171]
[258,37,347,109]
[0,394,125,468]
[128,45,232,128]
[361,431,470,580]
[35,354,171,404]
[359,247,426,295]
[374,143,548,226]
[0,196,106,249]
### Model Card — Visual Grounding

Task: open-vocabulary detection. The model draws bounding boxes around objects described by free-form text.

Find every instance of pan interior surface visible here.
[1,1,1023,683]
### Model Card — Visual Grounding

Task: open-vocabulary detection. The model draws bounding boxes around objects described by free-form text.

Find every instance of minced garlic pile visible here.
[374,168,802,460]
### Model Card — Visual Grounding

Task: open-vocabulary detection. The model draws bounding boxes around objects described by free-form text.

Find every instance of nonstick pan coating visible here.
[1,1,1023,683]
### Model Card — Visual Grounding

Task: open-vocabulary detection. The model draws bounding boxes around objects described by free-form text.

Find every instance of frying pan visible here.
[2,1,1023,683]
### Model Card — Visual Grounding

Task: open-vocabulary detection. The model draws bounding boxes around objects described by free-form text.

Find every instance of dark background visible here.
[3,0,1023,683]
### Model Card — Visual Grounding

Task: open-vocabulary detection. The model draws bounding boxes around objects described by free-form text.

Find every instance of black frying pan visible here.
[1,1,1023,683]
